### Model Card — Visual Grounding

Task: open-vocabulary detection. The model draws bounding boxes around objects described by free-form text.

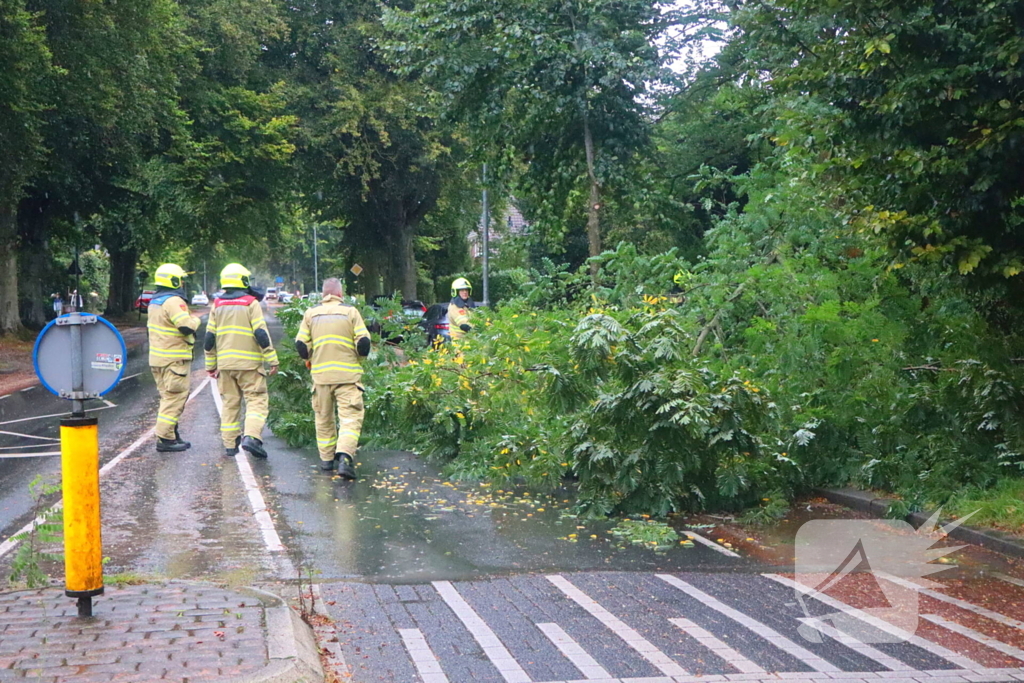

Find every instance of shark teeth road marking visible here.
[670,617,767,674]
[877,572,1024,632]
[399,628,450,683]
[536,622,612,679]
[922,615,1024,666]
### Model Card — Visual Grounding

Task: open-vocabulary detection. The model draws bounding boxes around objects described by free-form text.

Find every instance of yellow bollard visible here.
[60,416,104,615]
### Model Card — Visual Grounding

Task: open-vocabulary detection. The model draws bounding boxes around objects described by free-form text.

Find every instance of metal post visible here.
[203,261,207,295]
[482,164,490,306]
[313,224,319,288]
[69,313,85,417]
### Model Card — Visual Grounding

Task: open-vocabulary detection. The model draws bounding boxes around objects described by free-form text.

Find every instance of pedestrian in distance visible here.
[205,263,279,458]
[148,263,201,452]
[294,277,371,480]
[50,292,62,318]
[447,277,476,343]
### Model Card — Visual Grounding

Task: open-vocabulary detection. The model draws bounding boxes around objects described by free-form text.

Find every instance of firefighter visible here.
[295,277,370,479]
[205,263,279,458]
[148,263,200,452]
[447,277,475,343]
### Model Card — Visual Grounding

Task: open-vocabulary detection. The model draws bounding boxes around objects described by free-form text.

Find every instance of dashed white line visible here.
[764,573,980,670]
[669,617,766,674]
[657,574,841,673]
[536,622,611,679]
[209,380,288,556]
[0,430,60,442]
[547,574,689,677]
[922,615,1024,666]
[432,580,532,683]
[0,394,10,400]
[685,531,742,557]
[0,451,61,458]
[399,628,450,683]
[877,572,1024,632]
[20,386,34,392]
[0,401,117,426]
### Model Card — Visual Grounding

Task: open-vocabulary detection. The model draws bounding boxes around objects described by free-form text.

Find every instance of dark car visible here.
[134,290,156,313]
[367,297,428,343]
[422,303,451,346]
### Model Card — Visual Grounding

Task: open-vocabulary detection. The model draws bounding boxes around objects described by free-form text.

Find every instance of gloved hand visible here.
[460,324,471,333]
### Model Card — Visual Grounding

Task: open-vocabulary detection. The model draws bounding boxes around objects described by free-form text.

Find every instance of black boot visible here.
[174,426,192,450]
[241,435,268,459]
[226,435,241,457]
[319,458,335,473]
[335,452,356,480]
[157,437,189,453]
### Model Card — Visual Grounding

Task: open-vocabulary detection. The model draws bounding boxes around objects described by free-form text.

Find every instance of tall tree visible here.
[0,0,51,333]
[383,0,706,274]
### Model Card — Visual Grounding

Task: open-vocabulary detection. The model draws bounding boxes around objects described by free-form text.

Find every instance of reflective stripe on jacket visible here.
[205,295,278,371]
[296,295,369,385]
[148,295,199,367]
[448,301,473,342]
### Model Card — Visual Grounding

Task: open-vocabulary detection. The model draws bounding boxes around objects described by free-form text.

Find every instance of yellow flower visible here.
[423,358,433,365]
[455,412,465,419]
[871,338,879,342]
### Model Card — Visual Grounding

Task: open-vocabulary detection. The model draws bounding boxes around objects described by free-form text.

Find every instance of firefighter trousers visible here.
[152,361,191,441]
[217,368,269,449]
[312,383,364,462]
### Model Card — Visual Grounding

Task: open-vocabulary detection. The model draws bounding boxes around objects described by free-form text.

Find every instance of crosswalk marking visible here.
[657,574,841,673]
[764,573,981,670]
[536,622,611,679]
[921,615,1024,666]
[877,572,1024,632]
[994,574,1024,589]
[432,581,532,683]
[797,618,915,672]
[669,617,766,674]
[399,628,450,683]
[547,574,690,677]
[685,530,742,557]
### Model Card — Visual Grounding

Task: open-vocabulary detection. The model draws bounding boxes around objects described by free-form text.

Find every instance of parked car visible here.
[135,290,156,313]
[266,287,279,301]
[367,297,428,343]
[191,292,209,306]
[278,292,294,304]
[211,290,225,301]
[422,303,451,346]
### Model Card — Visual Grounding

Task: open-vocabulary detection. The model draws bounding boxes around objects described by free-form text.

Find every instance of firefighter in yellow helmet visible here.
[148,263,201,452]
[295,277,371,479]
[447,277,476,343]
[204,263,278,458]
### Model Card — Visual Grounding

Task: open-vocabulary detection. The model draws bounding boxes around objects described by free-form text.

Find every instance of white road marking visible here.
[0,394,10,400]
[0,430,60,442]
[764,573,980,669]
[0,442,56,449]
[0,451,61,458]
[0,401,117,426]
[399,628,451,683]
[120,372,144,381]
[877,572,1024,632]
[536,622,611,679]
[669,617,766,674]
[547,574,689,677]
[922,615,1024,666]
[995,574,1024,589]
[20,386,34,392]
[797,618,914,671]
[0,379,209,561]
[685,530,742,557]
[209,380,288,556]
[432,580,532,683]
[657,574,841,673]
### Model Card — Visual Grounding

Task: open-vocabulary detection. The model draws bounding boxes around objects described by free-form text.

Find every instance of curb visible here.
[814,487,1024,560]
[222,586,325,683]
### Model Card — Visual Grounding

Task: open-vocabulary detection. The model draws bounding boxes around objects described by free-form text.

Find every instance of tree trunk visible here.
[105,244,138,317]
[582,112,602,278]
[397,220,417,301]
[362,252,381,300]
[0,205,22,335]
[18,228,49,328]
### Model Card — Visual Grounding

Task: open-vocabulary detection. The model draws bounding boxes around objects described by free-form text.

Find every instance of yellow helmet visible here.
[154,263,188,289]
[451,277,472,298]
[673,270,689,287]
[220,263,251,289]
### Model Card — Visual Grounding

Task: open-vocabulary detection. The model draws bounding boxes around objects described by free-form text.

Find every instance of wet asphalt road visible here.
[4,305,1024,683]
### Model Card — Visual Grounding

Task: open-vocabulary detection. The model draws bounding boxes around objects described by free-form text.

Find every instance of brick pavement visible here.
[0,582,269,682]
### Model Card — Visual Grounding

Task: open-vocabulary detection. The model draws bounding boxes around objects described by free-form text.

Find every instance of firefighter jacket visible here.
[295,295,369,385]
[148,289,200,367]
[204,290,278,371]
[448,297,475,342]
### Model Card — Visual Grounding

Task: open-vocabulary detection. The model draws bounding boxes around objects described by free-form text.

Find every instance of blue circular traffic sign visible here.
[33,314,127,398]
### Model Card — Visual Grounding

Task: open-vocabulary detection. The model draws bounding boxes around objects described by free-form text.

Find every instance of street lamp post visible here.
[314,192,321,288]
[482,164,490,306]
